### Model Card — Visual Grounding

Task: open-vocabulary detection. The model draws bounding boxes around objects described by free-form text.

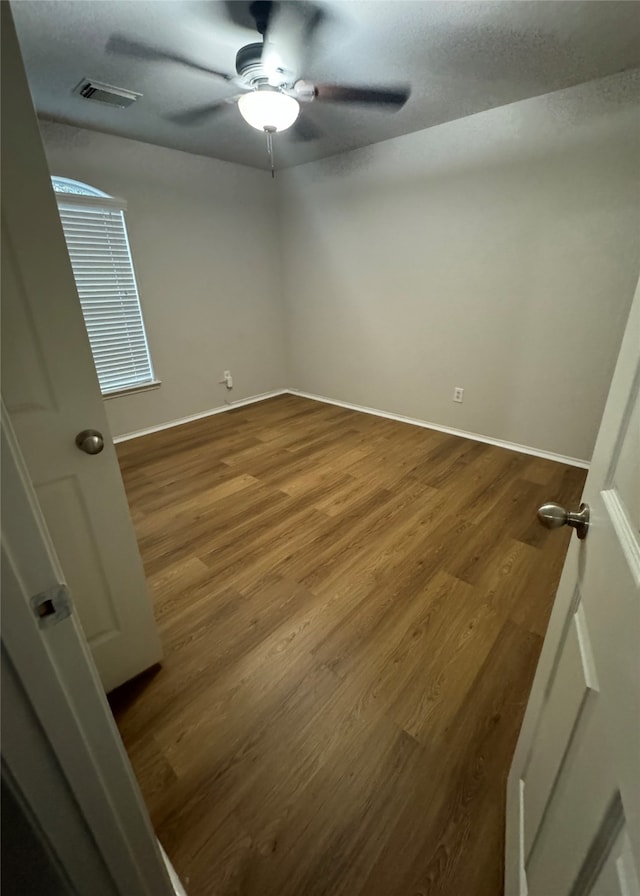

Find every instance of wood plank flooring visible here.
[111,394,586,896]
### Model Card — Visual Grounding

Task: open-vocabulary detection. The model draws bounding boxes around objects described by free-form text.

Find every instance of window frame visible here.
[51,177,160,398]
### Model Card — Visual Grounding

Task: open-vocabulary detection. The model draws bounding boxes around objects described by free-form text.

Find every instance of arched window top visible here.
[51,176,110,198]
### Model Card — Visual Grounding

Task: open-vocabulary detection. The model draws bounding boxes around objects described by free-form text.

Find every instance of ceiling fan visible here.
[106,0,411,174]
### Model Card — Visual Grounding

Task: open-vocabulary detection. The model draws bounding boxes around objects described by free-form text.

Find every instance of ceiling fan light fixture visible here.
[238,89,300,132]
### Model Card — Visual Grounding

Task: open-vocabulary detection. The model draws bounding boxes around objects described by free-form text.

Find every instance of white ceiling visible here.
[12,0,640,171]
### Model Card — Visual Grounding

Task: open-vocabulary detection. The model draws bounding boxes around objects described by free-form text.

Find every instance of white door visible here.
[505,281,640,895]
[1,401,175,896]
[0,4,162,692]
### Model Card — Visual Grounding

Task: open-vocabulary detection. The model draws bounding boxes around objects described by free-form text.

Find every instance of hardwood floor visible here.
[111,394,586,896]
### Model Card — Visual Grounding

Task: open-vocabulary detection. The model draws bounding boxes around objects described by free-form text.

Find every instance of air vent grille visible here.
[73,79,141,108]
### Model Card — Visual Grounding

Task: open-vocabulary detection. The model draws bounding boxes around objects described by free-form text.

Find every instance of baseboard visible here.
[287,389,590,469]
[113,386,590,469]
[158,842,187,896]
[112,389,288,443]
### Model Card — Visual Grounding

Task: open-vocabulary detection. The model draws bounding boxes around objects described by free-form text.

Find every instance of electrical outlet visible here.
[453,387,464,403]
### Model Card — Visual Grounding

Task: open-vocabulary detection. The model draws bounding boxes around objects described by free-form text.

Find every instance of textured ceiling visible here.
[11,0,640,171]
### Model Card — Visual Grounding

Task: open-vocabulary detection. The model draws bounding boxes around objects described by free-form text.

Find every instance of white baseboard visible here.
[112,389,288,443]
[287,389,590,469]
[113,386,590,469]
[158,842,187,896]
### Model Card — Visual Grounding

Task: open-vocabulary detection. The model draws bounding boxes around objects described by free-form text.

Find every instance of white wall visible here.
[40,121,286,438]
[41,72,640,459]
[279,72,640,462]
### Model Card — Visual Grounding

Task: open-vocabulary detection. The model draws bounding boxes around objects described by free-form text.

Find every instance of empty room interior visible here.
[2,1,640,894]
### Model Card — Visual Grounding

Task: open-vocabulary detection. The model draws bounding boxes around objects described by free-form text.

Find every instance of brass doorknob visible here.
[537,502,590,540]
[75,429,105,455]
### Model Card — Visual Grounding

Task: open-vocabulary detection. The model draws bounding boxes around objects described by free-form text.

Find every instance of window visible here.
[52,177,157,396]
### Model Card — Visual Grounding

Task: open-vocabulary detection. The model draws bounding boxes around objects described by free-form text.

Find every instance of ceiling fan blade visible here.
[262,2,329,83]
[106,34,233,82]
[303,4,330,45]
[262,3,303,81]
[289,115,323,142]
[216,0,264,32]
[249,0,275,36]
[166,98,239,126]
[313,84,411,109]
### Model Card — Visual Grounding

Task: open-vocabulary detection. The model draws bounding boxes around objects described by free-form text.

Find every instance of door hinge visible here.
[31,584,73,628]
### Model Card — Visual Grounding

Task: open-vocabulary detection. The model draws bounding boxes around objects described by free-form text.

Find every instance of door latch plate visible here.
[31,584,72,628]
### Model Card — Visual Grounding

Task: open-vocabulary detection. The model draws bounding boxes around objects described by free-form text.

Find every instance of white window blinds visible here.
[55,192,155,396]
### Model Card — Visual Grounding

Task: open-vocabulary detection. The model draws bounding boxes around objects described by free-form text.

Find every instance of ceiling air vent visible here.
[73,78,141,108]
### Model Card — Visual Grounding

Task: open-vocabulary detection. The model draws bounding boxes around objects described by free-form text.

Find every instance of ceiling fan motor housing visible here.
[236,42,269,87]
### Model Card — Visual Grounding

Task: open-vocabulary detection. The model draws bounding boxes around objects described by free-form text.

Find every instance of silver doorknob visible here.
[537,502,590,540]
[75,429,104,455]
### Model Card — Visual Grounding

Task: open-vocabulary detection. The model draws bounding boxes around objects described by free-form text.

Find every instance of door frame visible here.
[1,400,179,896]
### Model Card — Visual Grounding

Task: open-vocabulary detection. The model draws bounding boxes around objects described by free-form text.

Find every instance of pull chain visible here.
[264,125,276,178]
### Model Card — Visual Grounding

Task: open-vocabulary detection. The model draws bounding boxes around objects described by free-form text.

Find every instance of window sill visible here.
[102,380,162,401]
